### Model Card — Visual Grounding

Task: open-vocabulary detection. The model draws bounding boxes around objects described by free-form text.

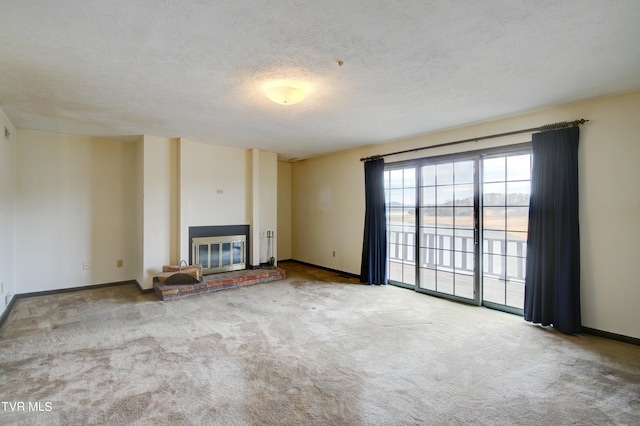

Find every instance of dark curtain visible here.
[360,158,387,284]
[524,126,581,334]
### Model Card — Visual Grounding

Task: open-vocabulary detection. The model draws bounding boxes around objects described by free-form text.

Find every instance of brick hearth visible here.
[154,267,286,301]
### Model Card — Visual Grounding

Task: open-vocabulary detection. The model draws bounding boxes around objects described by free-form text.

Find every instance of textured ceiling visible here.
[1,1,639,160]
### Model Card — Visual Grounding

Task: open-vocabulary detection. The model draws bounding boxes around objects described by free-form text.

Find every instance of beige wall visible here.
[179,139,251,227]
[138,136,180,289]
[291,91,640,339]
[134,139,278,284]
[0,108,16,315]
[259,151,278,264]
[7,131,278,292]
[179,139,251,263]
[292,152,365,273]
[175,141,278,269]
[15,130,137,293]
[134,136,144,287]
[277,161,292,261]
[248,149,279,266]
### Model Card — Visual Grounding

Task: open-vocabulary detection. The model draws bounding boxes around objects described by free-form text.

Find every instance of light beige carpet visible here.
[1,262,639,425]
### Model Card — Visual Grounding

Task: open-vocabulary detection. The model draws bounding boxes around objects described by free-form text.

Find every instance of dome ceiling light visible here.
[265,82,306,105]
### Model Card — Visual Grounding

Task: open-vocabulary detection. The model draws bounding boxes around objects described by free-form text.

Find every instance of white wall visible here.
[0,108,16,314]
[15,130,137,292]
[291,91,640,339]
[277,161,292,261]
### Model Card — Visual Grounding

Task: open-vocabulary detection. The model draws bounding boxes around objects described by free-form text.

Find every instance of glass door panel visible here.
[418,160,476,301]
[384,167,416,286]
[481,153,531,311]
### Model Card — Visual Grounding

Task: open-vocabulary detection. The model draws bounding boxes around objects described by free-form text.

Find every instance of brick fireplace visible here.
[153,224,286,301]
[154,267,286,301]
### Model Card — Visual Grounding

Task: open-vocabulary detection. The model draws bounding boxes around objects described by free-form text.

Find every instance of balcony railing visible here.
[388,229,526,281]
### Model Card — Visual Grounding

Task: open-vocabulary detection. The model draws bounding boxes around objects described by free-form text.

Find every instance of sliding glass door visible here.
[384,146,531,314]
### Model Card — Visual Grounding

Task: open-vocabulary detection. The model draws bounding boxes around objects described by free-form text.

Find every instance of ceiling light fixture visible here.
[265,83,305,105]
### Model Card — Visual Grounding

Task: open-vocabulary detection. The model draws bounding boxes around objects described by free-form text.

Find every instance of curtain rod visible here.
[359,118,589,162]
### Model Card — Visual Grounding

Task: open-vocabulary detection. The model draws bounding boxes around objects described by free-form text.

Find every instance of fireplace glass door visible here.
[192,235,246,274]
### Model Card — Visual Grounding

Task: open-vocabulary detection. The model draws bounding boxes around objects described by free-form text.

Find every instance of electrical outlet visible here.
[0,282,3,294]
[117,259,123,268]
[83,261,91,270]
[5,293,11,306]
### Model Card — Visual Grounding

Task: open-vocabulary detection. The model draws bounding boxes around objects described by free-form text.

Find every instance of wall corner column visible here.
[251,148,260,267]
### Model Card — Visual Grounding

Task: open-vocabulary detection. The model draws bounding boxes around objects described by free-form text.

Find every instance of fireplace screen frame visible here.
[192,235,246,274]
